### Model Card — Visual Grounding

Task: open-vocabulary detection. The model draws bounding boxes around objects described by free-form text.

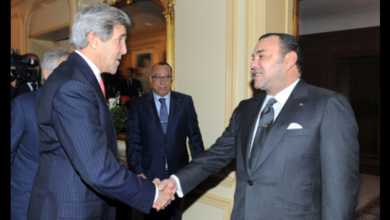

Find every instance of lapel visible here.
[146,93,166,135]
[71,53,106,103]
[241,93,267,175]
[249,79,309,176]
[166,91,178,136]
[71,53,117,154]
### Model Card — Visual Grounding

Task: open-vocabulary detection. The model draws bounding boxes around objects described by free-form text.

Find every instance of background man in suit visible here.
[159,33,360,219]
[119,67,143,99]
[28,4,173,220]
[126,62,204,220]
[11,48,70,220]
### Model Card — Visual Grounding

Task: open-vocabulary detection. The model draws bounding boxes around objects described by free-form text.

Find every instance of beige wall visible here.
[175,1,293,219]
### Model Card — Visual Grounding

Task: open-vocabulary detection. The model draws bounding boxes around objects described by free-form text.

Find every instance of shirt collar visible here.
[75,50,101,82]
[153,91,171,102]
[269,78,300,106]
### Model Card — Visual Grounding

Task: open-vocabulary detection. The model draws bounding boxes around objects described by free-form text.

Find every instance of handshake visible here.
[151,177,179,211]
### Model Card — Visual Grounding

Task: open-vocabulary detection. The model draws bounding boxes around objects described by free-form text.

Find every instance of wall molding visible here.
[187,189,234,220]
[225,0,239,126]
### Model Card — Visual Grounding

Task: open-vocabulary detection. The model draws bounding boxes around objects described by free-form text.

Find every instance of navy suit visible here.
[126,91,204,219]
[119,78,142,99]
[11,89,42,220]
[28,52,156,220]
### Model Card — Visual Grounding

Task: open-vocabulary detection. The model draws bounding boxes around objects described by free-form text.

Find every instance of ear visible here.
[284,51,298,71]
[87,32,99,50]
[42,68,50,80]
[149,75,153,84]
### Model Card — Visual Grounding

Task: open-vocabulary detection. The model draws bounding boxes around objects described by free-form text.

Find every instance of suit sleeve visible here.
[125,99,144,175]
[10,98,24,165]
[52,80,155,212]
[175,102,240,195]
[320,93,360,219]
[186,97,204,157]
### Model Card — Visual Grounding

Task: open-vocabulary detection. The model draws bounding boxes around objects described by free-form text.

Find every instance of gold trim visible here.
[107,0,175,90]
[225,0,238,126]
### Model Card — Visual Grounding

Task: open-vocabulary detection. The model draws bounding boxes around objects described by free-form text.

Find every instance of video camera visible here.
[10,48,39,82]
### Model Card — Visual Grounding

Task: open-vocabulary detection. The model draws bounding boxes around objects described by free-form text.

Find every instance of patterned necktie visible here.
[159,98,168,134]
[159,98,169,173]
[249,98,277,170]
[99,79,105,99]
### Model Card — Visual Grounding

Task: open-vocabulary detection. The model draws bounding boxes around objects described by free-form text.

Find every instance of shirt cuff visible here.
[171,175,184,198]
[153,184,158,203]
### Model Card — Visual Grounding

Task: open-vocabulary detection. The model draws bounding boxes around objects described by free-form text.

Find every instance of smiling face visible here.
[150,64,172,97]
[95,24,127,74]
[251,36,287,96]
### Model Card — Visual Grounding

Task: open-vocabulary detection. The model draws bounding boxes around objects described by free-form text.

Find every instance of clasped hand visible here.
[152,178,177,211]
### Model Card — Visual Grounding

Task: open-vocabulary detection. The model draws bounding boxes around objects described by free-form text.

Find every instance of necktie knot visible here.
[263,98,277,114]
[159,98,166,104]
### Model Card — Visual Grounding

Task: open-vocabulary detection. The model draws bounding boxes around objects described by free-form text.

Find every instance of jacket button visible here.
[248,180,253,186]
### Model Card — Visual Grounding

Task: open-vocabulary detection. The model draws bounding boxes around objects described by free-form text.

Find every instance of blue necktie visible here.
[159,98,168,134]
[159,98,169,173]
[249,98,277,170]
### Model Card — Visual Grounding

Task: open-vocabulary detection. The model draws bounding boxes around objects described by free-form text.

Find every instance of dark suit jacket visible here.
[14,82,34,97]
[125,91,204,181]
[175,79,360,220]
[28,52,155,220]
[119,78,142,99]
[11,88,42,220]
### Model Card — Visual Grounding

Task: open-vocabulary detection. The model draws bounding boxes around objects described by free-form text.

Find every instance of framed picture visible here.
[131,48,154,93]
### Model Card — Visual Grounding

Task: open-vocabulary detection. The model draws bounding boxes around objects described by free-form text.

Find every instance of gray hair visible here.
[41,49,70,72]
[70,4,131,50]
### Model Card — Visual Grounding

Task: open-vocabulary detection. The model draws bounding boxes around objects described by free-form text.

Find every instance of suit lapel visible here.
[71,53,106,104]
[166,91,178,136]
[249,80,309,176]
[241,93,266,175]
[71,53,117,154]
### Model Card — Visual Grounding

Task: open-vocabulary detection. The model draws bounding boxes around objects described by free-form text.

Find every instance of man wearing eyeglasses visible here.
[125,62,205,220]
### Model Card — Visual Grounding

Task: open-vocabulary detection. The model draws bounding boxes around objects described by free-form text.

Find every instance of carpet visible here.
[355,196,380,220]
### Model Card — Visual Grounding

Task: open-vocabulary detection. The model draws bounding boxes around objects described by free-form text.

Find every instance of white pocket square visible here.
[287,123,303,129]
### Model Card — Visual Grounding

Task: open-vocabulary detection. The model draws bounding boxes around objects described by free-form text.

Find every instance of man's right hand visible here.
[158,177,178,195]
[152,178,175,211]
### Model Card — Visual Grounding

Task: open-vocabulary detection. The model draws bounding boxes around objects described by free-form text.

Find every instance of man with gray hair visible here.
[11,48,70,220]
[28,4,173,220]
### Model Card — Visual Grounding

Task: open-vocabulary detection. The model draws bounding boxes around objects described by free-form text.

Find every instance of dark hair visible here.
[23,53,40,64]
[152,62,173,75]
[259,33,304,75]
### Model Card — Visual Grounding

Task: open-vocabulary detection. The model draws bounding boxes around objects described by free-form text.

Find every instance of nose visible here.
[121,41,127,55]
[250,59,257,69]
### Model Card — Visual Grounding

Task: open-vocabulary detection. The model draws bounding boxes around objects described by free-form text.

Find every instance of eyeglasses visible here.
[151,75,172,80]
